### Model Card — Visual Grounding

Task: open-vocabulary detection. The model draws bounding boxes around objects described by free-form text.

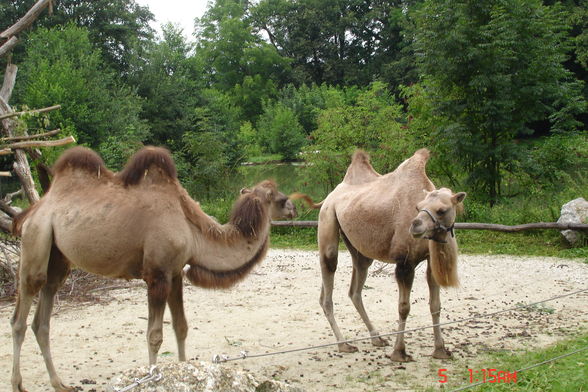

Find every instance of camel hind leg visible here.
[32,247,73,392]
[318,209,356,353]
[341,235,388,348]
[11,220,57,392]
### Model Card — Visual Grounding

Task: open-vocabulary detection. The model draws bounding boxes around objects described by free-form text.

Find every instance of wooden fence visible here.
[271,221,588,233]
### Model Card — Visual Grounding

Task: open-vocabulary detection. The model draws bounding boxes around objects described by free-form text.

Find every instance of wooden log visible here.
[3,135,75,149]
[0,148,11,155]
[0,171,12,177]
[1,128,60,142]
[0,0,52,39]
[0,36,18,58]
[0,64,17,102]
[270,220,588,232]
[0,104,61,121]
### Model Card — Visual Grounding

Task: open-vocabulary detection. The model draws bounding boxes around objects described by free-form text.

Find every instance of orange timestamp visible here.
[438,368,518,384]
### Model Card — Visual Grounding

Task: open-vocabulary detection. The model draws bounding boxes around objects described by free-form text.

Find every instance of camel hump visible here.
[118,146,177,186]
[414,148,430,162]
[343,149,380,185]
[53,146,108,177]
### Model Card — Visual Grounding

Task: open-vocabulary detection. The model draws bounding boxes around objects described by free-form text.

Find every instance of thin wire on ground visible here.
[212,287,587,363]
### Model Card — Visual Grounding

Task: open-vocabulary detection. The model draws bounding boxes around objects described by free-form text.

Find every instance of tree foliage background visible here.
[1,0,586,205]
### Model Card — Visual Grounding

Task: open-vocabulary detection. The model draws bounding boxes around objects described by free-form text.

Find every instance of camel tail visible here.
[429,241,459,288]
[289,192,323,209]
[184,239,269,289]
[118,146,177,186]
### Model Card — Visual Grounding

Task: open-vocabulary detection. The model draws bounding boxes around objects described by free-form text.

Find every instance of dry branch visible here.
[0,96,40,203]
[271,220,588,232]
[0,148,11,155]
[0,0,52,39]
[0,104,61,121]
[1,129,60,142]
[0,171,12,177]
[0,64,17,102]
[3,135,75,149]
[0,37,18,58]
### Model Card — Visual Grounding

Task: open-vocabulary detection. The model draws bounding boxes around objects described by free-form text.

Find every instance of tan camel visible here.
[10,146,296,392]
[298,148,465,362]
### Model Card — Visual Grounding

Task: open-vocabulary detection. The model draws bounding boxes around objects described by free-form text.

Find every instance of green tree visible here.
[129,23,200,147]
[0,0,155,75]
[413,0,586,205]
[257,102,306,160]
[15,24,148,168]
[302,82,411,191]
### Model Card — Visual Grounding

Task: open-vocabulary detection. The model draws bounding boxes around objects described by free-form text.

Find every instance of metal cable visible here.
[213,287,587,363]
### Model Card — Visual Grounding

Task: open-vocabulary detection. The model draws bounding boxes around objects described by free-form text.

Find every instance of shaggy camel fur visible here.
[10,146,296,392]
[298,148,465,361]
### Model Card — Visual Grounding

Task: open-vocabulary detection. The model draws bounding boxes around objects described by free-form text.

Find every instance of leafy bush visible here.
[257,102,307,161]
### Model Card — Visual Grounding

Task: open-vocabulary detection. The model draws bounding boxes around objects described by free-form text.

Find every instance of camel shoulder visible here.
[343,149,381,185]
[117,146,177,186]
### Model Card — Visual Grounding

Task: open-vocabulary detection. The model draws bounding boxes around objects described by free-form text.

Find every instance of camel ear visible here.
[452,192,467,204]
[240,187,251,195]
[264,188,275,202]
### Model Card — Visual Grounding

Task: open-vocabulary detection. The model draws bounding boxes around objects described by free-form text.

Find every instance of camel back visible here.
[52,146,109,178]
[118,146,177,186]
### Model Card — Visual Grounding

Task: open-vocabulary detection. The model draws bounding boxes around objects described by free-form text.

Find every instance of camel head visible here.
[240,180,297,220]
[409,188,466,243]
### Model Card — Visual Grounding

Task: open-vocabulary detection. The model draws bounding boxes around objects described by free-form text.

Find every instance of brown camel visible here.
[10,146,297,392]
[298,148,465,361]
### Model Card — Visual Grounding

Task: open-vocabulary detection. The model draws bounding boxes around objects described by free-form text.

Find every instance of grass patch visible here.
[439,334,588,391]
[457,230,588,261]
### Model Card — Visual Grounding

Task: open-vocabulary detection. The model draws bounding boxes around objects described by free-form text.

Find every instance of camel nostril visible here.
[412,218,422,227]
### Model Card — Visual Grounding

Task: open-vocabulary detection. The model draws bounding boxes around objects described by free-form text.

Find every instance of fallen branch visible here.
[0,171,11,177]
[3,135,75,149]
[271,220,588,232]
[0,0,52,39]
[0,148,11,155]
[0,64,17,102]
[1,129,60,142]
[0,36,18,58]
[0,104,61,121]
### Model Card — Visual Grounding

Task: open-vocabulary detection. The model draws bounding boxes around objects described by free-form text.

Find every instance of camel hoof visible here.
[432,347,452,359]
[338,342,359,353]
[371,336,389,347]
[387,349,414,362]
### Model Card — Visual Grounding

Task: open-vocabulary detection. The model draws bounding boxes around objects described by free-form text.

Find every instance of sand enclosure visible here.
[1,249,587,391]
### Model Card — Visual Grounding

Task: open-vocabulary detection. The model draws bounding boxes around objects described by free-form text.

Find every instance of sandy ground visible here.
[1,249,587,392]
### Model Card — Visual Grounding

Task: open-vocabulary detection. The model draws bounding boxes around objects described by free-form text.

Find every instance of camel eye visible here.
[437,209,447,215]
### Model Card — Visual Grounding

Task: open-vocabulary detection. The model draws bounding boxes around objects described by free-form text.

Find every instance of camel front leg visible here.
[167,273,188,361]
[427,259,452,359]
[389,262,415,362]
[144,269,171,365]
[32,251,73,392]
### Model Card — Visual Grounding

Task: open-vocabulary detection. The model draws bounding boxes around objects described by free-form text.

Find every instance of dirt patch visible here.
[1,249,587,391]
